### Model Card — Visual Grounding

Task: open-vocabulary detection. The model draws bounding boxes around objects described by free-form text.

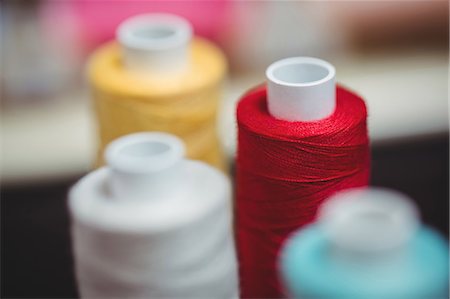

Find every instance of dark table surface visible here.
[2,135,449,298]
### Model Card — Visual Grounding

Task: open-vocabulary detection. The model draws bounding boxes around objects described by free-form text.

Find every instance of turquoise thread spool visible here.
[279,188,449,299]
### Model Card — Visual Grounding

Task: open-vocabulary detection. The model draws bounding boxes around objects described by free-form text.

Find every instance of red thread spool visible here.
[236,57,370,298]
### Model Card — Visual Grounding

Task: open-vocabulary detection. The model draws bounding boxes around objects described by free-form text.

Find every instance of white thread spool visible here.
[266,57,336,121]
[117,14,192,74]
[69,132,238,299]
[318,188,419,255]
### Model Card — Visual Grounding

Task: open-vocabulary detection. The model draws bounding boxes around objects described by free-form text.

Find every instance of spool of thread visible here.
[280,187,449,299]
[236,57,370,298]
[69,132,238,298]
[89,14,227,170]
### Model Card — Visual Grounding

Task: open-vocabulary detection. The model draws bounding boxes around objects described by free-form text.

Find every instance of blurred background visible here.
[1,0,448,298]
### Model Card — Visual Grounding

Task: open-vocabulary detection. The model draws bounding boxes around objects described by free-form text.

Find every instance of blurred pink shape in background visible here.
[40,0,232,53]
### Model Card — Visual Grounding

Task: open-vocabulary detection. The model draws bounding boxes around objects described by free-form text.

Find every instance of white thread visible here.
[69,133,238,298]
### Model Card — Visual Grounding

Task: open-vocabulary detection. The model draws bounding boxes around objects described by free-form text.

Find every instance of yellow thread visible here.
[89,37,227,170]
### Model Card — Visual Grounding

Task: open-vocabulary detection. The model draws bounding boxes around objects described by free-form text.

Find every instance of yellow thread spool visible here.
[88,14,227,170]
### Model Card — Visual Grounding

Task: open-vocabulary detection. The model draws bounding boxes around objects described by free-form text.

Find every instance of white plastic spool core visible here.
[266,57,336,122]
[117,14,193,74]
[319,188,420,254]
[105,132,185,201]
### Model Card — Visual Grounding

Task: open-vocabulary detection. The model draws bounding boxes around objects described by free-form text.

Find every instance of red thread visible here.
[236,85,370,298]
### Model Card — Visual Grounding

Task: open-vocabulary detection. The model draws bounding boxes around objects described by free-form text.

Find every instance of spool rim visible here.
[105,132,185,174]
[266,57,335,88]
[117,13,193,51]
[319,187,420,253]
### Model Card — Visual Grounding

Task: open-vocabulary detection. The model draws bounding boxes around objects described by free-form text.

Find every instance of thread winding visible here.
[89,37,227,170]
[279,188,449,299]
[69,134,238,298]
[236,84,370,298]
